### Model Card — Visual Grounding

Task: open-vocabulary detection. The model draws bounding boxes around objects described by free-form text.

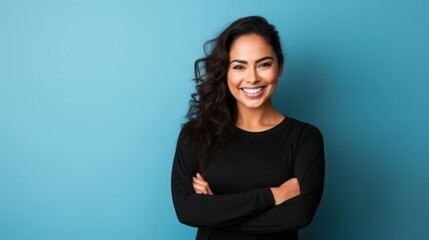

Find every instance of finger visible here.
[195,189,205,194]
[195,181,212,195]
[207,186,213,195]
[192,180,206,189]
[192,180,209,192]
[193,175,212,195]
[193,182,207,193]
[196,172,205,180]
[193,177,209,186]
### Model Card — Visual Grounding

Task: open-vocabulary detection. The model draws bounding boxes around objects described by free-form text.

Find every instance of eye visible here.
[258,62,272,69]
[232,65,245,70]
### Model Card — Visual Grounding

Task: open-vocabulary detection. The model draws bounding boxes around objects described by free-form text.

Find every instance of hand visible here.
[270,178,300,205]
[192,173,213,195]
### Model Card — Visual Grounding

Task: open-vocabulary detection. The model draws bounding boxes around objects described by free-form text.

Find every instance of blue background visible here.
[1,0,428,239]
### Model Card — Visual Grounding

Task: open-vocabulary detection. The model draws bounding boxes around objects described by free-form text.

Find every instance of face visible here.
[227,34,283,111]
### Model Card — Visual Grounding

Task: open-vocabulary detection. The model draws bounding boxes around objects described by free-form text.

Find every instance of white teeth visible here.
[242,87,263,94]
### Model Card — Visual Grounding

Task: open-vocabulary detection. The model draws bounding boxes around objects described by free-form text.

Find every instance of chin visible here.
[239,100,268,109]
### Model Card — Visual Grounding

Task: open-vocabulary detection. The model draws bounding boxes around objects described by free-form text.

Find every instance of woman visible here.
[171,16,325,240]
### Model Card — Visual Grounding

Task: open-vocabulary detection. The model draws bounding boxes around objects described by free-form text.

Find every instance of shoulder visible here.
[178,119,199,138]
[177,120,193,143]
[285,116,322,134]
[282,116,323,145]
[176,121,200,155]
[174,125,199,165]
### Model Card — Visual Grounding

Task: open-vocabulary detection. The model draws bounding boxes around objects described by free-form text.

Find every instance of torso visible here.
[206,116,294,194]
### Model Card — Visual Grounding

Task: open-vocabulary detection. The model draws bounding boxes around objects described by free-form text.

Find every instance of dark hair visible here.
[181,16,284,172]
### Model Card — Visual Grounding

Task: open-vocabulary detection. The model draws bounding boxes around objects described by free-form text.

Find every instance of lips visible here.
[241,86,266,97]
[242,87,263,94]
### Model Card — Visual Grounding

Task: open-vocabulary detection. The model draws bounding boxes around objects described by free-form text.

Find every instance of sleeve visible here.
[224,127,325,234]
[171,134,275,228]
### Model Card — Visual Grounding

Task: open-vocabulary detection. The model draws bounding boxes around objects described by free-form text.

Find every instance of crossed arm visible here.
[171,128,324,233]
[193,172,301,206]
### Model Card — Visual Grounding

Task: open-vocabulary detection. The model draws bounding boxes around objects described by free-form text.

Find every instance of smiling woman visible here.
[227,34,283,121]
[171,16,325,240]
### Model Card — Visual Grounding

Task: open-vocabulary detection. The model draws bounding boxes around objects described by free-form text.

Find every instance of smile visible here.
[242,87,264,94]
[241,87,266,97]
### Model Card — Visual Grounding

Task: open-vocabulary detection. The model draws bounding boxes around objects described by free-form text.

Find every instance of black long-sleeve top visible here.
[171,116,325,240]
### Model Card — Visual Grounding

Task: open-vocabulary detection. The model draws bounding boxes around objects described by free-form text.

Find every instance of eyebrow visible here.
[230,56,274,64]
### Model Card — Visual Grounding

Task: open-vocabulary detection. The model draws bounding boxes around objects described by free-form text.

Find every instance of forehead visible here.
[229,34,275,59]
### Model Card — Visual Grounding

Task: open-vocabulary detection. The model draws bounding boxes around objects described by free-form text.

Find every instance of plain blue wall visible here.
[1,0,428,239]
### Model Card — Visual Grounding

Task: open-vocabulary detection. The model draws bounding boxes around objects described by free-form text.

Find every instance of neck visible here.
[235,100,284,132]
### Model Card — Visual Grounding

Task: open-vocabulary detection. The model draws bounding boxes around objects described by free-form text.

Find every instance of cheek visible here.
[227,80,238,97]
[227,72,242,90]
[261,70,279,83]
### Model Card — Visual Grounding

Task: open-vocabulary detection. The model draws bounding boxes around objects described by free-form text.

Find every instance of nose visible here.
[245,67,260,84]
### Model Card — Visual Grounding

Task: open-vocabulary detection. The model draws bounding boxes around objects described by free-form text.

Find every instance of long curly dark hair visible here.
[181,16,285,172]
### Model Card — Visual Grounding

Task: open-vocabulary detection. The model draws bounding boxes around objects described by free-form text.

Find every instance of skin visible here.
[227,34,284,130]
[192,34,300,205]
